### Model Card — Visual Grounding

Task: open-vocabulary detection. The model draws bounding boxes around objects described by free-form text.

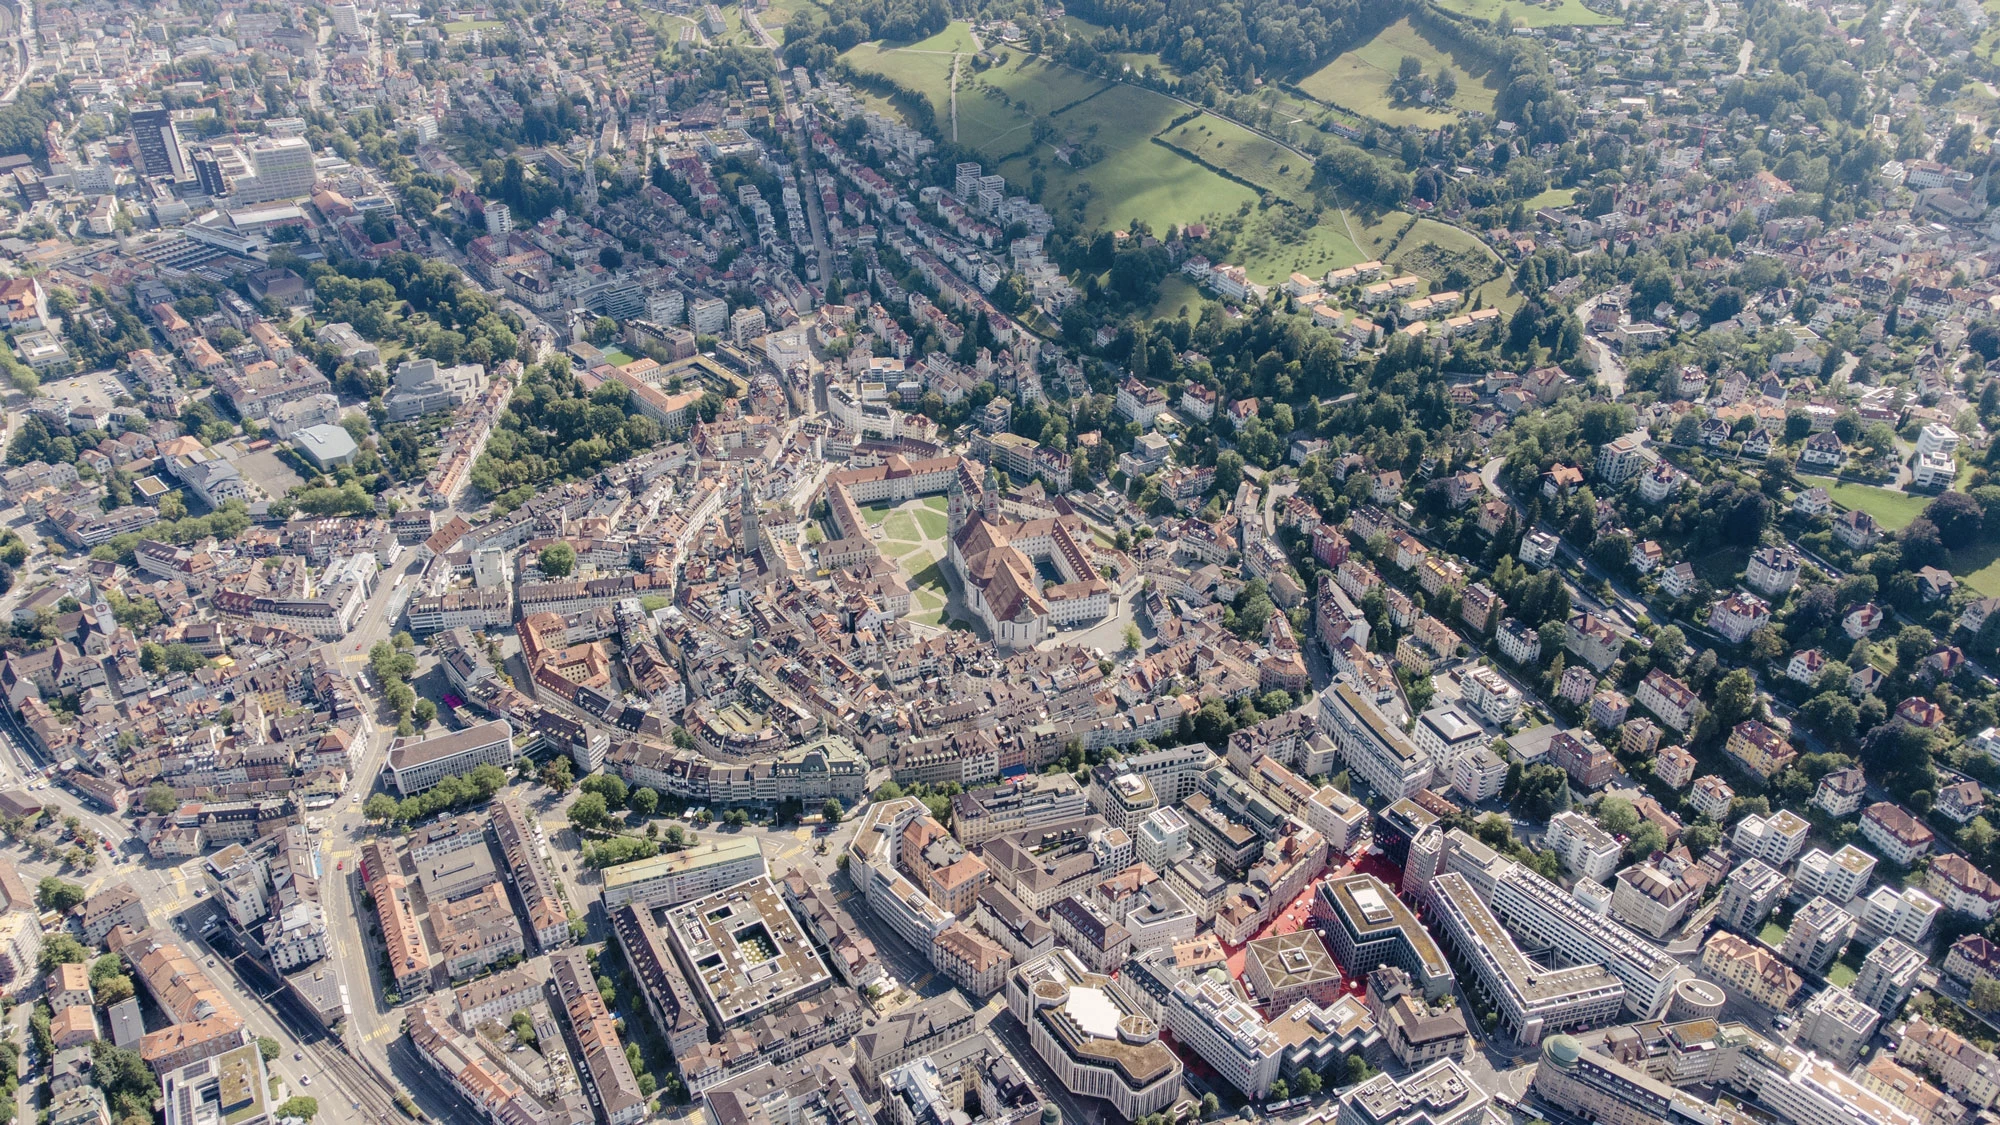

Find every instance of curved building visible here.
[1005,949,1180,1121]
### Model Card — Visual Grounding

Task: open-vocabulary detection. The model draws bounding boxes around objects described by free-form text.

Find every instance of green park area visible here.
[843,17,1522,294]
[1431,0,1619,26]
[1295,18,1501,128]
[1798,477,1929,531]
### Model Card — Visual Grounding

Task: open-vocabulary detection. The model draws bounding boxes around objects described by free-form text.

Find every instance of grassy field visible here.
[444,18,505,33]
[996,85,1262,231]
[1524,187,1577,209]
[1151,275,1214,320]
[846,27,1264,231]
[1799,476,1930,531]
[1431,0,1619,26]
[1235,216,1369,286]
[1828,963,1858,989]
[1296,18,1500,127]
[760,0,826,32]
[1156,115,1318,199]
[1759,922,1787,948]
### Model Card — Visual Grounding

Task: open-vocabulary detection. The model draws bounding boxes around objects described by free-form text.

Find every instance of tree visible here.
[1711,669,1757,727]
[1801,692,1860,749]
[276,1097,319,1122]
[142,783,178,815]
[569,792,610,832]
[1122,624,1141,652]
[1925,491,1983,549]
[1623,822,1667,863]
[540,542,577,577]
[1513,764,1572,819]
[629,787,659,817]
[874,781,904,800]
[541,755,575,792]
[1201,1094,1221,1120]
[412,698,437,729]
[259,1037,281,1063]
[38,934,87,973]
[1596,796,1639,836]
[36,877,84,914]
[580,774,629,809]
[1973,977,2000,1012]
[822,799,844,825]
[363,793,399,822]
[1214,451,1244,496]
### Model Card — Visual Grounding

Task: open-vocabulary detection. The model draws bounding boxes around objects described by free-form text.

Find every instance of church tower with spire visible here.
[739,469,760,559]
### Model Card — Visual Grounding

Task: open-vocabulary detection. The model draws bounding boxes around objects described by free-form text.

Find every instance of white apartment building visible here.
[1793,845,1877,903]
[1544,812,1622,884]
[1862,884,1941,945]
[1732,810,1811,867]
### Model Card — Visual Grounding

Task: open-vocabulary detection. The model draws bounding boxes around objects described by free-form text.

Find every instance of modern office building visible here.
[1338,1059,1492,1125]
[1242,930,1343,1011]
[951,774,1089,846]
[1531,1034,1718,1125]
[1312,875,1455,1001]
[599,837,768,910]
[1441,841,1688,1018]
[1428,873,1627,1046]
[1163,975,1283,1098]
[1005,949,1181,1121]
[238,137,316,204]
[659,875,833,1030]
[129,107,187,179]
[387,720,516,796]
[1316,679,1433,800]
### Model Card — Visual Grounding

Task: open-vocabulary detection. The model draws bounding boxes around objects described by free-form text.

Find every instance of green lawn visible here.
[846,28,1263,234]
[1759,922,1787,947]
[444,18,505,32]
[1947,539,2000,598]
[1798,476,1930,531]
[1155,115,1318,199]
[1296,18,1501,128]
[1524,187,1577,209]
[883,511,920,541]
[1828,963,1857,989]
[1150,275,1214,320]
[913,508,948,538]
[994,89,1262,232]
[860,503,896,526]
[1430,0,1619,26]
[909,559,951,625]
[601,348,636,367]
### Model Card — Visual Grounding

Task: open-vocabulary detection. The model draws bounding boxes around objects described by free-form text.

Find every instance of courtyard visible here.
[859,494,954,625]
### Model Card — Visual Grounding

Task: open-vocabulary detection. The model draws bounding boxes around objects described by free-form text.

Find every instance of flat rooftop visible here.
[387,720,511,771]
[660,874,831,1028]
[601,836,764,891]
